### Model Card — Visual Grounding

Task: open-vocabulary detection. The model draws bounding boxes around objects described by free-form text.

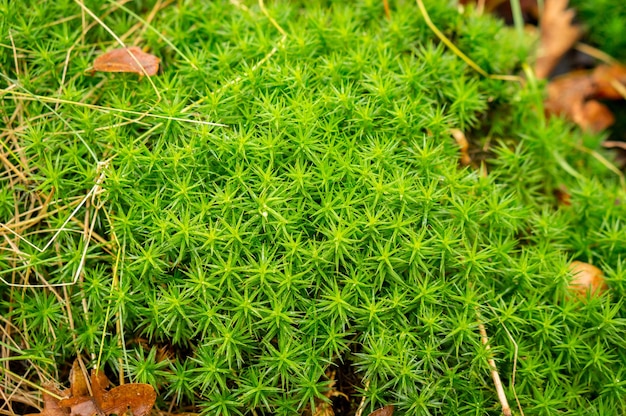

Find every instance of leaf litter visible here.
[27,361,156,416]
[464,0,626,134]
[535,0,626,132]
[534,0,582,79]
[367,405,394,416]
[545,64,626,132]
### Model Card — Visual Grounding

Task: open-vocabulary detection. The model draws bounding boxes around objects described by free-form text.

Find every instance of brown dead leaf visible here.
[545,70,594,120]
[577,100,615,133]
[28,360,156,416]
[69,361,90,398]
[368,405,394,416]
[590,64,626,99]
[93,46,160,77]
[545,64,626,132]
[535,0,582,79]
[569,261,608,298]
[26,384,67,416]
[95,378,156,416]
[554,185,571,206]
[459,0,538,20]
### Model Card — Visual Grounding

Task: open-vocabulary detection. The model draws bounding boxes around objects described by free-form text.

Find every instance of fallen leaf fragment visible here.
[26,384,66,416]
[568,261,608,298]
[97,382,157,416]
[28,360,156,416]
[554,185,571,206]
[450,128,471,166]
[459,0,538,19]
[590,64,626,100]
[535,0,582,79]
[69,361,89,398]
[544,65,626,132]
[93,46,160,76]
[368,405,394,416]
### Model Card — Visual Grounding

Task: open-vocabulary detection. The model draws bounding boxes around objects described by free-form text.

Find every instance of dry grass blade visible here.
[183,0,288,113]
[489,305,525,416]
[416,0,521,82]
[0,89,227,127]
[0,160,109,288]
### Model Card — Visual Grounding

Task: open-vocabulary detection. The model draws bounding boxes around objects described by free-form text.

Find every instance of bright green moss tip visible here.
[1,1,625,415]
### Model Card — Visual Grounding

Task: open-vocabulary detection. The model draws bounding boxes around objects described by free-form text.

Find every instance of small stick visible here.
[477,0,486,14]
[383,0,391,19]
[354,379,370,416]
[476,310,511,416]
[603,141,626,150]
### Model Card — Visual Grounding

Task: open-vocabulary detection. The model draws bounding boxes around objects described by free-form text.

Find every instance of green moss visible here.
[1,1,625,415]
[570,0,626,61]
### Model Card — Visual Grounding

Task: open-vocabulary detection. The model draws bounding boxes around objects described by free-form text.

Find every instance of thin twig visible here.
[476,309,511,416]
[354,379,370,416]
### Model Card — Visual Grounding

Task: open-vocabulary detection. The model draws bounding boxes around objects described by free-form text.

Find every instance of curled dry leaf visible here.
[569,261,608,298]
[545,64,626,132]
[93,46,160,77]
[535,0,582,79]
[28,360,156,416]
[368,405,394,416]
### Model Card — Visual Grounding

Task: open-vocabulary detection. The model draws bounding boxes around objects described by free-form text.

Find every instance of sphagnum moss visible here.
[1,0,626,415]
